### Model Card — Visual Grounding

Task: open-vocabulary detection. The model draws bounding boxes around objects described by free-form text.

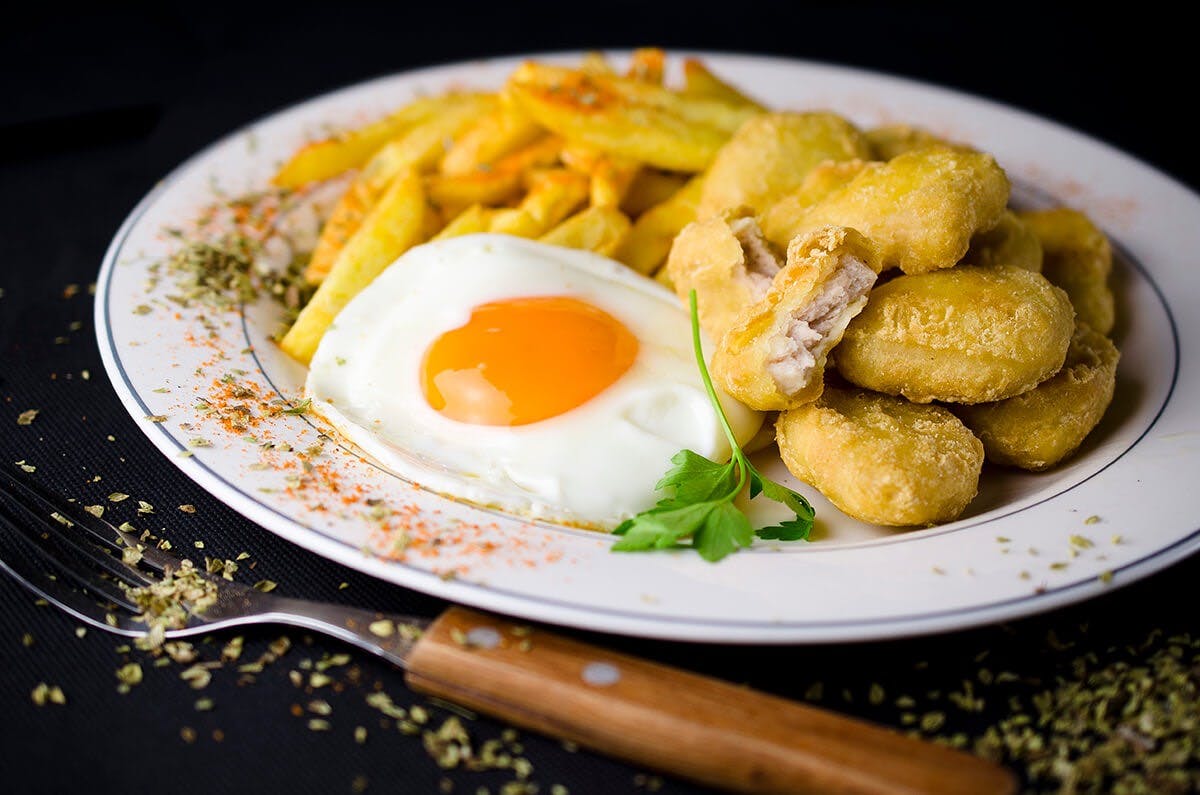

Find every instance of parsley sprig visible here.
[612,291,815,561]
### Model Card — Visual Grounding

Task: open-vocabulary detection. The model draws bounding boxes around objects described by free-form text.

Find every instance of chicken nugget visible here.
[786,158,874,208]
[955,324,1119,470]
[962,210,1043,272]
[1019,208,1114,335]
[777,386,984,526]
[836,264,1075,404]
[710,226,881,410]
[762,147,1010,274]
[863,124,972,161]
[699,112,870,218]
[665,210,781,340]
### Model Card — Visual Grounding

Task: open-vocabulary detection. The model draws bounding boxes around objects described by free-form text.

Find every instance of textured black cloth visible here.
[1,4,1195,794]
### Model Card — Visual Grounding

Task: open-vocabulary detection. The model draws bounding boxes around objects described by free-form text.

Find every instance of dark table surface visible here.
[2,4,1196,794]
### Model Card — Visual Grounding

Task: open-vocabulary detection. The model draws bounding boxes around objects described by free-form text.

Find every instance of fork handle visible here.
[405,607,1015,795]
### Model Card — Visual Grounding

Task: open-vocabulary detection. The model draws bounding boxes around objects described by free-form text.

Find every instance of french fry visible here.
[281,170,430,364]
[507,62,758,171]
[613,175,704,274]
[580,51,615,76]
[562,145,641,208]
[272,94,481,188]
[440,103,545,176]
[489,169,589,238]
[653,263,675,291]
[681,58,765,109]
[627,48,665,84]
[303,94,496,283]
[425,170,524,213]
[434,204,495,240]
[621,170,688,217]
[539,206,632,256]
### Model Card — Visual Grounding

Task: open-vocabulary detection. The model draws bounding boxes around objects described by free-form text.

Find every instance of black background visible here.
[2,3,1196,794]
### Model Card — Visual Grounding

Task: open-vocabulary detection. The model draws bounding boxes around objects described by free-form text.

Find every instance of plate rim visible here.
[95,50,1200,644]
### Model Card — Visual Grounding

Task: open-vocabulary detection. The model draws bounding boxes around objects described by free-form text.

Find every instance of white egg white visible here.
[306,234,763,529]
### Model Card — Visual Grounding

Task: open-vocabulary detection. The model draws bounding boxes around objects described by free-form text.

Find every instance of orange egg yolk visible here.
[421,296,639,426]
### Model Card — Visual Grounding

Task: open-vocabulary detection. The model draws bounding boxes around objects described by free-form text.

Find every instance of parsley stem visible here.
[688,290,742,462]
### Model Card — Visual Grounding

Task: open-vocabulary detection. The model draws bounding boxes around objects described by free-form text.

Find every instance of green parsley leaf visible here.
[610,290,815,561]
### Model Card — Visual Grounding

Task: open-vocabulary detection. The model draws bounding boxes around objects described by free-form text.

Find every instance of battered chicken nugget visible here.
[1019,208,1115,335]
[863,124,972,161]
[665,210,781,340]
[777,386,984,526]
[785,158,874,208]
[710,227,881,410]
[961,210,1043,272]
[762,147,1010,274]
[698,112,870,218]
[955,324,1119,470]
[836,264,1075,404]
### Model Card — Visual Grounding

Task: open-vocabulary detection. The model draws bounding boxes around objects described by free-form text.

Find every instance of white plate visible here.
[96,52,1199,643]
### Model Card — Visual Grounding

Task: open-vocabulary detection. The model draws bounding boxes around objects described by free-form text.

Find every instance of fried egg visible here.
[306,234,763,529]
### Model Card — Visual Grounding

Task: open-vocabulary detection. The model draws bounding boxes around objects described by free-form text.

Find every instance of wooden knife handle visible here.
[404,607,1015,795]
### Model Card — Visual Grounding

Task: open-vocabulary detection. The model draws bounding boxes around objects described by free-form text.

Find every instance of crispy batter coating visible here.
[710,226,881,410]
[665,210,782,340]
[835,265,1075,404]
[698,112,870,217]
[955,324,1119,470]
[762,147,1010,274]
[785,158,874,208]
[863,124,972,161]
[1019,208,1115,335]
[777,386,983,526]
[962,210,1043,272]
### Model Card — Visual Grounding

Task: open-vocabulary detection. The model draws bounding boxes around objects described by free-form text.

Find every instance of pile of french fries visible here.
[275,49,763,364]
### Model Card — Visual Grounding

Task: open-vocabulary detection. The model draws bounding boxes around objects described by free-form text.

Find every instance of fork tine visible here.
[0,504,144,612]
[1,471,174,575]
[0,521,147,636]
[0,478,153,589]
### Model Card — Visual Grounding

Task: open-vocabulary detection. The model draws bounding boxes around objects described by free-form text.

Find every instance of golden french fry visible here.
[580,51,615,76]
[561,143,641,205]
[539,206,632,256]
[273,94,479,188]
[762,147,1010,274]
[281,170,430,364]
[681,58,765,109]
[627,48,665,84]
[489,169,589,238]
[614,175,704,274]
[621,170,688,217]
[507,62,758,171]
[653,263,675,291]
[306,185,372,283]
[424,170,523,214]
[698,112,871,217]
[440,103,544,176]
[434,204,495,240]
[303,95,496,283]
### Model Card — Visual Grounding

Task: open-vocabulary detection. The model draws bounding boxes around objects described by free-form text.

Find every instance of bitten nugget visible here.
[961,210,1043,272]
[698,112,870,217]
[711,227,881,410]
[835,265,1075,404]
[1019,208,1115,335]
[777,386,984,526]
[955,324,1119,470]
[762,147,1010,274]
[665,211,781,340]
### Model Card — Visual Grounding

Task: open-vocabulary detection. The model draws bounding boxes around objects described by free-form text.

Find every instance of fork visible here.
[0,471,1015,795]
